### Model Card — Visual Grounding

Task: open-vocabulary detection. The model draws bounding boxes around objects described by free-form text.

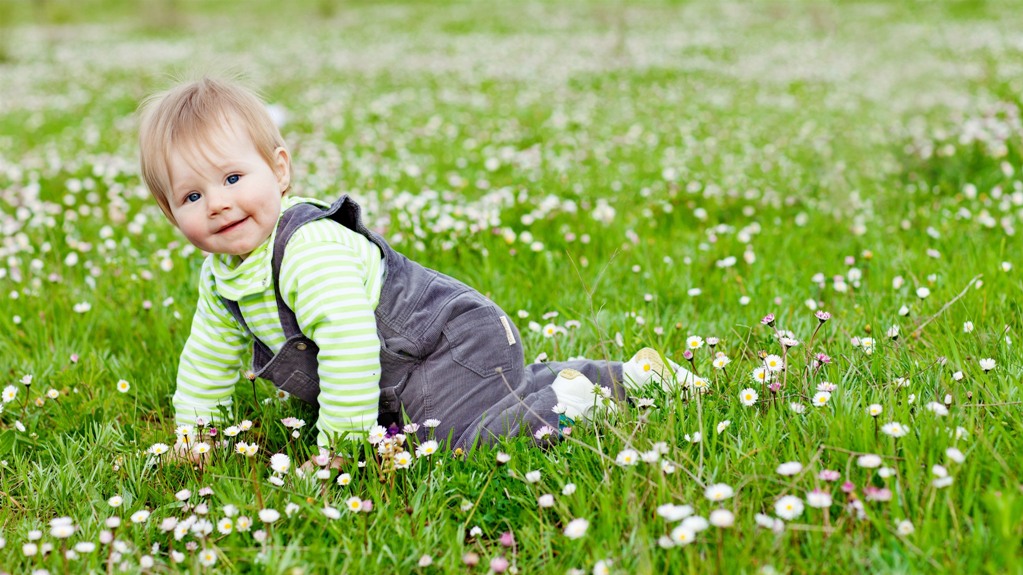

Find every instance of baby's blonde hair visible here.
[138,76,288,224]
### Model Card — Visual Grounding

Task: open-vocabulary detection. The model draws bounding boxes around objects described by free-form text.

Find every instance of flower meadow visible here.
[1,1,1022,573]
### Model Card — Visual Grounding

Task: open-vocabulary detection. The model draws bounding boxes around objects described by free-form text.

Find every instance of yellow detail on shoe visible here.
[633,348,667,376]
[558,368,583,380]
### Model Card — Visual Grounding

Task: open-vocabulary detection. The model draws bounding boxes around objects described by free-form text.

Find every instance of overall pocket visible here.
[442,305,520,378]
[280,370,320,405]
[377,344,420,417]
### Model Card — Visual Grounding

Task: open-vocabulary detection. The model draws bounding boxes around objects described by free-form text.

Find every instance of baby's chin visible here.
[232,236,274,260]
[195,242,265,260]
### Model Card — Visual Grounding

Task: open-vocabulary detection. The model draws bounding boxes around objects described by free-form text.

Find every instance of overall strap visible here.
[218,299,249,342]
[271,202,336,337]
[220,289,275,362]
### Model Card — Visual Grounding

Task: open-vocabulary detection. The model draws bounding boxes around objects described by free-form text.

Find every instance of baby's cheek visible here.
[179,224,209,248]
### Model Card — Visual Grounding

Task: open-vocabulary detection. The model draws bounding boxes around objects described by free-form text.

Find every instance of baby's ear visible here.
[273,147,291,192]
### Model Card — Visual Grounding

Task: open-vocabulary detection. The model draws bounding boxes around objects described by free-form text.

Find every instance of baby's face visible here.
[166,122,290,259]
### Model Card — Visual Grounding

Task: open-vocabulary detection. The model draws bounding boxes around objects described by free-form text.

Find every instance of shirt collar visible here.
[209,227,275,301]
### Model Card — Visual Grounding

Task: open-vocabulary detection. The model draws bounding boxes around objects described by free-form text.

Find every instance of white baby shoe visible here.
[551,368,614,421]
[622,347,696,392]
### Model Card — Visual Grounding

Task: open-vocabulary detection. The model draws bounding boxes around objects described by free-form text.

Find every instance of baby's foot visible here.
[622,347,697,393]
[551,368,615,421]
[622,347,670,391]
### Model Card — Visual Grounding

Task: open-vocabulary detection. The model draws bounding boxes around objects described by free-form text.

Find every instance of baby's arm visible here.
[281,237,382,449]
[173,261,249,428]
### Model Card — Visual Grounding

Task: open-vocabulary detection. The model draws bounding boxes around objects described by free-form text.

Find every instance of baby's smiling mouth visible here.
[216,217,249,234]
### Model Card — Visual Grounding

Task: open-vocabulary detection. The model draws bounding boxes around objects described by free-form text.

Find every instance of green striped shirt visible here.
[173,196,384,447]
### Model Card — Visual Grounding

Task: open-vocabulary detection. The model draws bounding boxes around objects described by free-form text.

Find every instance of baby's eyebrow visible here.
[169,172,201,194]
[213,159,254,174]
[170,184,193,199]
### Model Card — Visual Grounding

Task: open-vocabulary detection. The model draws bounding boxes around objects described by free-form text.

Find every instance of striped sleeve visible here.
[280,232,382,448]
[173,259,249,427]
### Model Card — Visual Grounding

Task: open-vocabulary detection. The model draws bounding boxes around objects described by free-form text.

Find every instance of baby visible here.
[138,77,693,452]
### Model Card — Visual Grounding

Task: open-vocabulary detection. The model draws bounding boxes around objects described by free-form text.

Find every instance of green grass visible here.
[1,1,1022,573]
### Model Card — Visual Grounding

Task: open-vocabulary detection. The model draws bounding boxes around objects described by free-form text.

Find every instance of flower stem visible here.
[696,392,705,482]
[716,530,723,572]
[461,467,496,534]
[251,459,264,509]
[781,346,789,396]
[250,377,261,414]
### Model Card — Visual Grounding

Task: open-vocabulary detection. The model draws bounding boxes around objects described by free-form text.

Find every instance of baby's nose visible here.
[206,190,231,215]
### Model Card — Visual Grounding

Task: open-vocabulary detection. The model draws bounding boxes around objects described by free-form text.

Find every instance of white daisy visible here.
[739,388,759,406]
[704,483,734,501]
[881,422,910,438]
[563,518,589,539]
[775,495,804,520]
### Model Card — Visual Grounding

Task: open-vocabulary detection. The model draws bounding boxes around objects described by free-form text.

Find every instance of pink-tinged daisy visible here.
[818,469,841,481]
[534,425,556,440]
[806,490,832,508]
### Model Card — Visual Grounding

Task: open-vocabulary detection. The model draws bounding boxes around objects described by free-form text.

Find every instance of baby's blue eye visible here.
[186,192,201,203]
[226,174,240,185]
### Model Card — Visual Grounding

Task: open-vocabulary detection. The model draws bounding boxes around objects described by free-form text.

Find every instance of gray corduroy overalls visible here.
[222,195,625,448]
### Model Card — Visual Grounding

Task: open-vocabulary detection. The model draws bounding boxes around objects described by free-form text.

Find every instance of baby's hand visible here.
[168,439,209,465]
[299,449,346,474]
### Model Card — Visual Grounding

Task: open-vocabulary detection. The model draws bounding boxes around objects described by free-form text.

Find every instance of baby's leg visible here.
[459,376,562,447]
[526,360,626,400]
[401,297,567,449]
[458,358,627,446]
[620,348,698,392]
